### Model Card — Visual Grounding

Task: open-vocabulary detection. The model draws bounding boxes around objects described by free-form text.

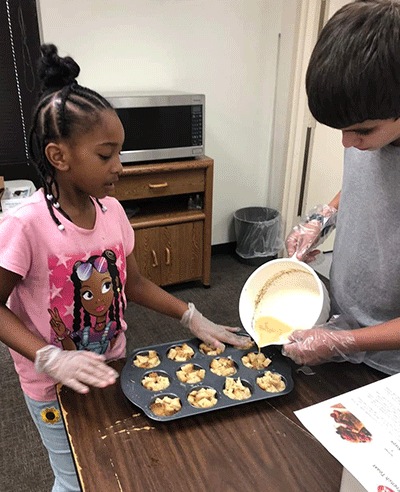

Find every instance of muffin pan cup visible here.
[120,337,294,422]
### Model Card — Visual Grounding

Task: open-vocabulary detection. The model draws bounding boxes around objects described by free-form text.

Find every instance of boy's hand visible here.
[35,345,118,393]
[285,220,323,262]
[180,303,250,350]
[282,327,358,365]
[285,204,337,262]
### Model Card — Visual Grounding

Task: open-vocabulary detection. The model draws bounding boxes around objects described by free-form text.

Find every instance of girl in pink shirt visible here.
[0,44,247,492]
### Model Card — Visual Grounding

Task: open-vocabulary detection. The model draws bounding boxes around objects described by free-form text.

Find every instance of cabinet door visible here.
[160,222,203,286]
[133,227,161,285]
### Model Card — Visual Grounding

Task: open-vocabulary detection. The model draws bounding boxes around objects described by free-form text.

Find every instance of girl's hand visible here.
[282,327,358,365]
[180,303,250,350]
[34,345,118,393]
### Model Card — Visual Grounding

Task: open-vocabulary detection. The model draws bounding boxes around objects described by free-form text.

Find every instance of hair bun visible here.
[38,44,80,95]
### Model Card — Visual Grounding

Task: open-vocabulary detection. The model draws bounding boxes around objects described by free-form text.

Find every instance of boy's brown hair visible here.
[306,0,400,128]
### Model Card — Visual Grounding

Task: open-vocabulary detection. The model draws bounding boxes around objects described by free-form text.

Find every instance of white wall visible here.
[38,0,283,245]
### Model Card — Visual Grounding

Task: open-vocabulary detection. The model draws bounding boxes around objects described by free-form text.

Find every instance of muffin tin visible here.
[120,337,294,421]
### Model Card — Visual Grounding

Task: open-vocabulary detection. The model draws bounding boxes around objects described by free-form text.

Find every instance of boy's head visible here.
[306,0,400,129]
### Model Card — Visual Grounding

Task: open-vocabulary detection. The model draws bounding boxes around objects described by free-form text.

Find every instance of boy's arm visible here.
[328,191,341,210]
[283,316,400,366]
[352,318,400,351]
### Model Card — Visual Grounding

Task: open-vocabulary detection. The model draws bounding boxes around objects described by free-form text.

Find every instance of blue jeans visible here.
[23,393,81,492]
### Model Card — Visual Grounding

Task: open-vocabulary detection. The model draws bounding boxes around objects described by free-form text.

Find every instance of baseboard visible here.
[211,242,236,255]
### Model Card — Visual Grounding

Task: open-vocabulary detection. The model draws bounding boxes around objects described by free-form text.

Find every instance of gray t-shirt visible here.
[330,144,400,374]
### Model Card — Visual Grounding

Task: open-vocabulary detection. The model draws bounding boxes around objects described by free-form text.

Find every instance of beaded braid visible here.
[28,45,113,230]
[29,92,63,228]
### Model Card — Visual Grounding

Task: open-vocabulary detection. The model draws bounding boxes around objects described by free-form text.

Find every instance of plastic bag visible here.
[234,207,283,260]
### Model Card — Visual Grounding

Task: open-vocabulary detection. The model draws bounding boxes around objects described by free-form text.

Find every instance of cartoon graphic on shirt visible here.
[48,249,125,354]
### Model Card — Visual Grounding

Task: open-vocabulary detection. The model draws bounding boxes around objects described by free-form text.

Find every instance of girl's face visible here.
[63,109,125,198]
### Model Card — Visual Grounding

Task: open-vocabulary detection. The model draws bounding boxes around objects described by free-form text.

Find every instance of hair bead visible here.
[58,224,65,231]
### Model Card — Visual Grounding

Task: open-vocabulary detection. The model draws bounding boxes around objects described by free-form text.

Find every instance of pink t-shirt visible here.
[0,190,134,401]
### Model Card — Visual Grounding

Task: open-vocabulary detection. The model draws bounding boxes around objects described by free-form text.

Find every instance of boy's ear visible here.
[45,142,70,171]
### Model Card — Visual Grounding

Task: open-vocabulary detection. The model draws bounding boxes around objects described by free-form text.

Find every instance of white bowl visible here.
[239,257,330,347]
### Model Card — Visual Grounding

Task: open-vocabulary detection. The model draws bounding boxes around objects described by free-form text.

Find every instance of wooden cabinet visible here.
[134,222,203,286]
[112,157,213,287]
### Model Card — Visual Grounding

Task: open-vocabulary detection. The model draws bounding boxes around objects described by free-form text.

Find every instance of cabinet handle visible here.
[148,182,168,189]
[165,247,171,265]
[151,250,158,267]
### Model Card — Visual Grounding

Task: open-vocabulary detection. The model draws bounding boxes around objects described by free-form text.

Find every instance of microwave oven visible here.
[104,91,205,163]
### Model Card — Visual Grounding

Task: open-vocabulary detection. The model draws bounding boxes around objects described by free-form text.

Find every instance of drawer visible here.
[113,169,205,201]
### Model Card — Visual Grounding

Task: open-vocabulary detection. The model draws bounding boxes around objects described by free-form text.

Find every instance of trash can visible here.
[233,207,283,265]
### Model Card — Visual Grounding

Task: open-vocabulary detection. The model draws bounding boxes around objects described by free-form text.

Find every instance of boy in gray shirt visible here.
[284,0,400,375]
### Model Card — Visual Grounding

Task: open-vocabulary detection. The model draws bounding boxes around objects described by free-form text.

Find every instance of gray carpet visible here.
[0,252,258,492]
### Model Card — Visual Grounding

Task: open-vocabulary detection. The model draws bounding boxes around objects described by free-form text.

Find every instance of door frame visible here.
[274,0,326,239]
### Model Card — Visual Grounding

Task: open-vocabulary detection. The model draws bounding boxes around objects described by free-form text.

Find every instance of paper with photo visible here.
[295,373,400,492]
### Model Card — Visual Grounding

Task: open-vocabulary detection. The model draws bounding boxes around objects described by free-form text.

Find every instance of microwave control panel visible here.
[191,105,203,146]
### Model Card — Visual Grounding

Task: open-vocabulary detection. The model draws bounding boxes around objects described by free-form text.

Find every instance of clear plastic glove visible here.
[282,315,362,365]
[35,345,119,394]
[285,204,337,263]
[181,302,250,350]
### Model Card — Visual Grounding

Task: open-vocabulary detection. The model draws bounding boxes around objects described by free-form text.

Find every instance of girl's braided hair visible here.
[29,44,113,229]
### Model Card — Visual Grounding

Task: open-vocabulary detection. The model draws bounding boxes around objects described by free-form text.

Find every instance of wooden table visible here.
[57,358,385,492]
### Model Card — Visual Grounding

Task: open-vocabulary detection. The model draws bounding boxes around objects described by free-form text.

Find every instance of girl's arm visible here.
[0,267,47,361]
